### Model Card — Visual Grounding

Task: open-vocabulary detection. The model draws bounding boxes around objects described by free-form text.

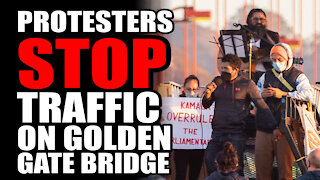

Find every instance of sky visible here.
[152,0,320,83]
[160,0,320,39]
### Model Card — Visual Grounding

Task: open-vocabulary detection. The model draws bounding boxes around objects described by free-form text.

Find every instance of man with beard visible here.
[241,8,280,83]
[236,8,280,144]
[202,54,279,176]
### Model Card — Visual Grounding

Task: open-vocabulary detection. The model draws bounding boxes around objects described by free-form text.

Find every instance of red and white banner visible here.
[161,97,214,149]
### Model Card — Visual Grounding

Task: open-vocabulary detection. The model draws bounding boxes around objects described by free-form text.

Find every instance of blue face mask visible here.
[272,61,287,72]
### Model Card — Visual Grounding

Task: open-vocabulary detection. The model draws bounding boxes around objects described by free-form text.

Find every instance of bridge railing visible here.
[280,88,320,176]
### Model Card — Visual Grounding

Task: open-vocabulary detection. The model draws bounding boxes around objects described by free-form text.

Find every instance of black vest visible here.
[263,66,303,125]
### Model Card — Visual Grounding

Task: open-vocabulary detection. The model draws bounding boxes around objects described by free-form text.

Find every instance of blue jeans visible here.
[205,133,246,176]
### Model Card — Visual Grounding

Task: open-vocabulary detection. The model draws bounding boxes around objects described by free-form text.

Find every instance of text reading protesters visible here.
[16,9,173,175]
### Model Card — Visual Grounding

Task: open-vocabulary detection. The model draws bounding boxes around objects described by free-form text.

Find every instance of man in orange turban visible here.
[255,43,314,180]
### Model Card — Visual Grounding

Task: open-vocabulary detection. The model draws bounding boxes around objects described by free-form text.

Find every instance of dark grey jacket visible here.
[202,76,277,134]
[296,171,320,180]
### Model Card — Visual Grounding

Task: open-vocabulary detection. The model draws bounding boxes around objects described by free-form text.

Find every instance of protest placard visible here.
[161,97,214,149]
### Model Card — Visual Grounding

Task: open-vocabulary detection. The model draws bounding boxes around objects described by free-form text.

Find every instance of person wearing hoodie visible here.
[202,54,278,176]
[255,43,314,180]
[205,141,248,180]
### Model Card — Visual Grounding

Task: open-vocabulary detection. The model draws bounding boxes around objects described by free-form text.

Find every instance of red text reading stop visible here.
[18,38,169,89]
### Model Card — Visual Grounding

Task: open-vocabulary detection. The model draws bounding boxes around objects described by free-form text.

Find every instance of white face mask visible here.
[185,91,199,98]
[272,61,287,72]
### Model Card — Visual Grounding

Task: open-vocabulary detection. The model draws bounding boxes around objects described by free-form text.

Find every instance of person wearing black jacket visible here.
[218,9,279,84]
[296,148,320,180]
[241,8,280,83]
[202,54,279,176]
